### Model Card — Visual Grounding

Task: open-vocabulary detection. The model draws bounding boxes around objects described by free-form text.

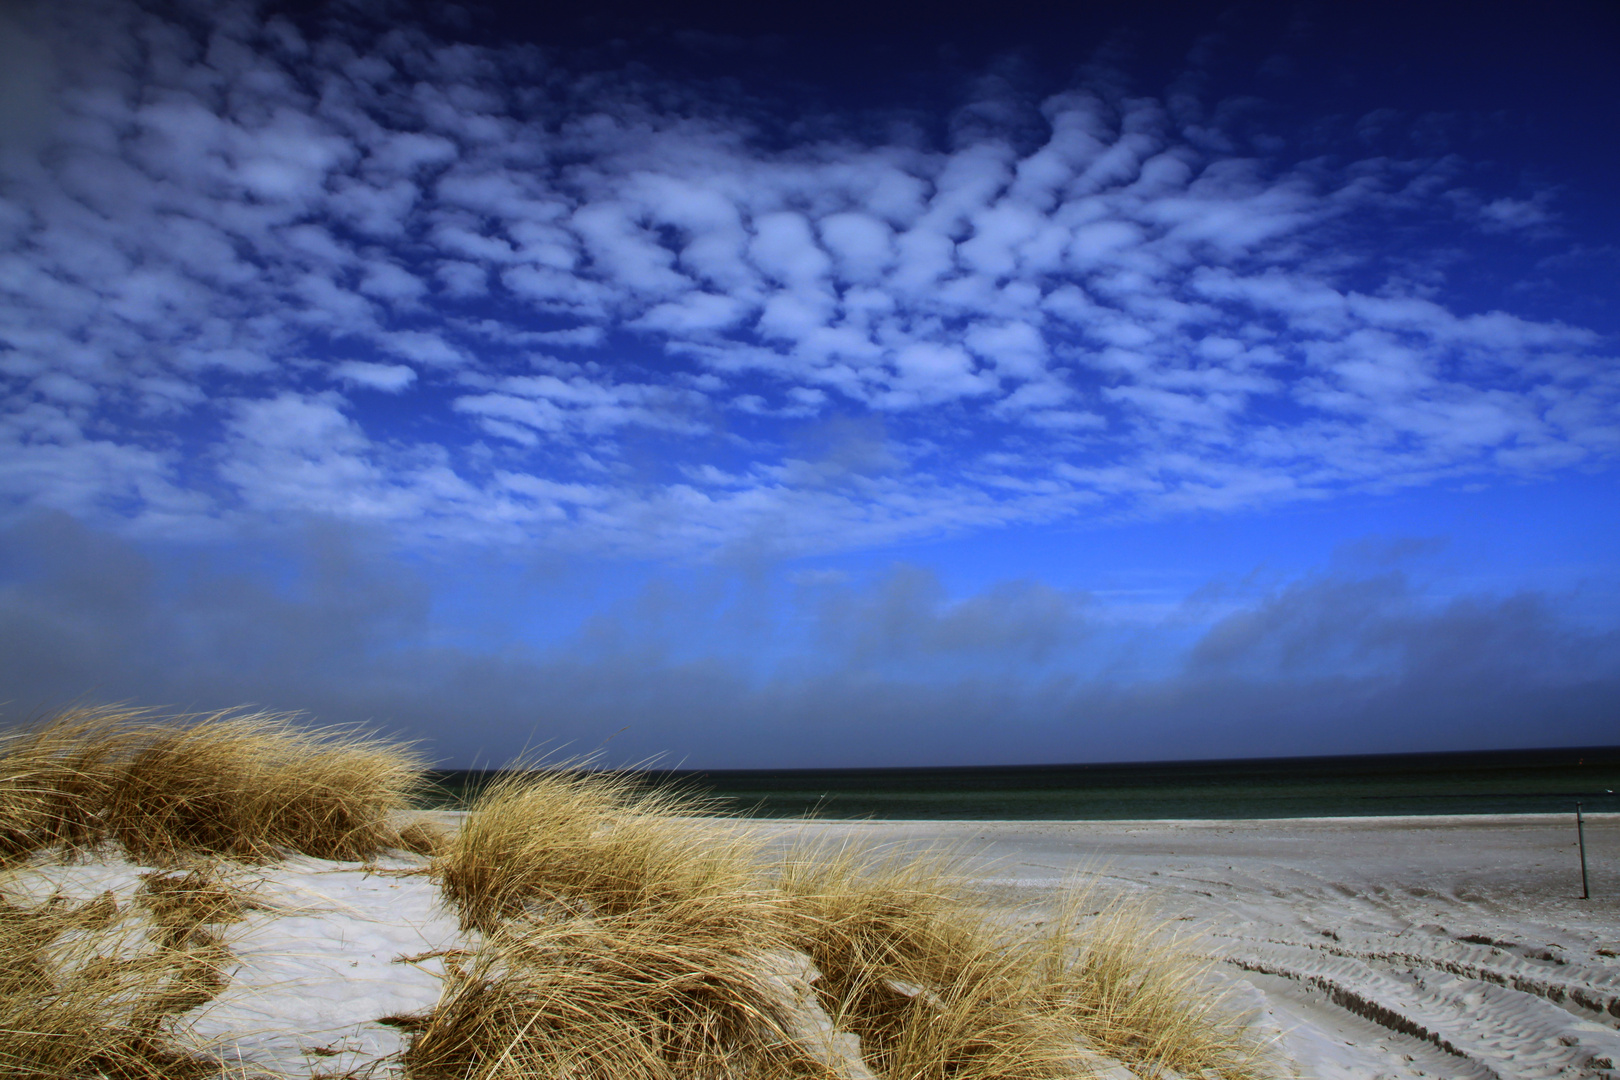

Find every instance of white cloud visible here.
[332,360,417,393]
[964,321,1048,380]
[377,330,465,368]
[1471,193,1557,234]
[435,260,488,297]
[570,201,689,300]
[357,259,427,303]
[527,326,606,348]
[453,370,708,441]
[749,211,831,287]
[635,292,751,334]
[818,212,895,283]
[0,0,1613,558]
[882,343,996,407]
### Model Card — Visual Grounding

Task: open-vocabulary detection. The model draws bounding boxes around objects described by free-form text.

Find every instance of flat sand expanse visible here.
[749,814,1620,1080]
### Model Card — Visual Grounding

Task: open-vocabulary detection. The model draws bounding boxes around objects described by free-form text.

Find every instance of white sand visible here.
[6,813,1617,1079]
[6,851,470,1077]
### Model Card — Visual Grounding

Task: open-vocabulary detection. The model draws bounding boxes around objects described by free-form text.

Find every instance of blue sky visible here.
[1,0,1617,767]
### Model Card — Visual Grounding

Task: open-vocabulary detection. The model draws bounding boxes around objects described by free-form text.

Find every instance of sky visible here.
[1,0,1617,769]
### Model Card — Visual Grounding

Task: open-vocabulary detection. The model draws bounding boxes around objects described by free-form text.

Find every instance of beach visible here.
[748,814,1620,1079]
[8,810,1619,1079]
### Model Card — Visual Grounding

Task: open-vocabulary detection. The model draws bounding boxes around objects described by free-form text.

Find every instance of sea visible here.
[427,745,1620,820]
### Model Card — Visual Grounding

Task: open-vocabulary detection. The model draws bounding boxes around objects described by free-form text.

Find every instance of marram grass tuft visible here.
[777,845,1077,1080]
[0,705,152,863]
[0,704,430,864]
[405,913,842,1080]
[776,844,1271,1080]
[433,764,775,937]
[106,709,428,863]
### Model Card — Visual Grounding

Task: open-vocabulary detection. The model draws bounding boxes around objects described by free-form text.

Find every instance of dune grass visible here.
[393,817,454,860]
[405,912,843,1080]
[0,704,430,864]
[0,881,233,1079]
[106,709,429,863]
[2,707,1272,1079]
[0,706,153,863]
[425,768,851,1079]
[778,847,1078,1080]
[1026,895,1268,1079]
[776,845,1268,1080]
[434,765,776,936]
[431,769,1271,1080]
[134,865,257,940]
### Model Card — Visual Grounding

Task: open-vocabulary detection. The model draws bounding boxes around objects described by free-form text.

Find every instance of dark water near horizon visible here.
[426,746,1620,820]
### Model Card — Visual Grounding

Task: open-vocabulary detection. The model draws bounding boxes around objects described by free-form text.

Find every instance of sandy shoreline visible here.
[11,812,1618,1079]
[734,813,1620,1080]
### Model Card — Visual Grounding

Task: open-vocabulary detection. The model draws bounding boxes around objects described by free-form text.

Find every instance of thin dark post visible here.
[1577,802,1590,901]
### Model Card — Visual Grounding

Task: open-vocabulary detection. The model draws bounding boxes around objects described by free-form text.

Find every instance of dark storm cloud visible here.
[3,514,1614,767]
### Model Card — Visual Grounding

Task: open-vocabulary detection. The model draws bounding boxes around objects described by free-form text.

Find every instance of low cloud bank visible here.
[2,513,1615,767]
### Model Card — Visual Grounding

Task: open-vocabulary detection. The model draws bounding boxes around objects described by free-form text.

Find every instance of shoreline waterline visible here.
[424,744,1620,820]
[416,810,1620,827]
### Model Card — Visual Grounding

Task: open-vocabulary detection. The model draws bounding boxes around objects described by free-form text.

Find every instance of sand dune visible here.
[6,812,1616,1078]
[750,814,1620,1080]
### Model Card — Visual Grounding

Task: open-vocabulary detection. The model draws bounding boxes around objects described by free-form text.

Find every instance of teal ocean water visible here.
[429,746,1620,820]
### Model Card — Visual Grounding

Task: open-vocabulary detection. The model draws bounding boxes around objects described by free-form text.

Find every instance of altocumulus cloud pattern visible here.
[1,0,1617,558]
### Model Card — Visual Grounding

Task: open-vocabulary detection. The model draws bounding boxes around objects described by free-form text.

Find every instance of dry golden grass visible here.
[1026,894,1269,1080]
[394,817,454,859]
[0,881,233,1079]
[0,706,152,864]
[134,865,257,938]
[777,846,1270,1080]
[107,710,428,864]
[434,766,775,937]
[406,912,841,1080]
[0,704,430,865]
[422,768,859,1079]
[3,706,1273,1079]
[777,846,1076,1080]
[430,771,1272,1079]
